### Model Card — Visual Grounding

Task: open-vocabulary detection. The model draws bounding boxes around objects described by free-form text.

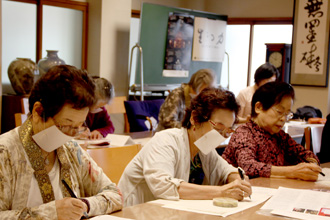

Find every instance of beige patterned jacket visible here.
[0,127,122,219]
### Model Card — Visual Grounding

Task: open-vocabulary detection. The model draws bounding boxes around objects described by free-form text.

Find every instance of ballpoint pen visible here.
[62,179,89,219]
[238,167,251,199]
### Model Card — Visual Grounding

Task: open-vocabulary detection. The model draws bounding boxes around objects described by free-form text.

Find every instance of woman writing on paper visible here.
[157,68,216,131]
[79,77,115,140]
[118,88,252,207]
[222,82,322,181]
[0,65,122,219]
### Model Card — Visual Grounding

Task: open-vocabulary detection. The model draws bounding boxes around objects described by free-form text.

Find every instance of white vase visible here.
[37,50,66,76]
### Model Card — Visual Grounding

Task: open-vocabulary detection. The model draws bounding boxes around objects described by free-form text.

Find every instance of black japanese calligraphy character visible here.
[304,0,324,18]
[198,28,203,44]
[300,43,321,71]
[305,19,320,43]
[216,33,224,45]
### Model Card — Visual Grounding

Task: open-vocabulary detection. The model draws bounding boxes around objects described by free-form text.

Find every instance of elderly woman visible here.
[222,82,322,181]
[118,88,252,207]
[80,77,115,139]
[236,63,279,123]
[0,65,122,219]
[157,68,216,131]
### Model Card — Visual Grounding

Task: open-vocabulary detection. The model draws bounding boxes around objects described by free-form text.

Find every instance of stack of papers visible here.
[261,187,330,220]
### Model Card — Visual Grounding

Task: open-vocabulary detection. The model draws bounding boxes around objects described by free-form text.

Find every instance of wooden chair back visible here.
[105,96,129,133]
[304,126,312,151]
[303,125,324,154]
[14,113,28,127]
[87,144,141,184]
[21,97,29,114]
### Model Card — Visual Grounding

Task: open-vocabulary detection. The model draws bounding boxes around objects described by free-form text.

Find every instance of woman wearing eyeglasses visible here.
[222,81,322,181]
[0,65,122,219]
[118,88,252,207]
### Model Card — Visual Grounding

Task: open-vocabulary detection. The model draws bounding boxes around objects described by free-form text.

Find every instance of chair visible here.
[105,96,129,133]
[87,144,141,184]
[21,97,29,114]
[124,99,165,132]
[14,113,28,127]
[301,125,324,154]
[318,114,330,163]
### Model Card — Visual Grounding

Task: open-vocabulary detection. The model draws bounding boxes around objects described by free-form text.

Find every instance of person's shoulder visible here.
[237,86,252,100]
[154,127,184,138]
[0,128,22,160]
[0,128,20,148]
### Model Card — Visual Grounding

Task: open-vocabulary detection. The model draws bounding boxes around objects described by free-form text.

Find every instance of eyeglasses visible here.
[208,120,234,138]
[271,107,294,121]
[53,118,88,137]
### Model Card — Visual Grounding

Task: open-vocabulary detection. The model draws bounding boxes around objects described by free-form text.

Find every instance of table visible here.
[109,163,330,220]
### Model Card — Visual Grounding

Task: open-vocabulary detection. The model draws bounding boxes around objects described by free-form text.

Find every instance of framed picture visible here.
[290,0,330,87]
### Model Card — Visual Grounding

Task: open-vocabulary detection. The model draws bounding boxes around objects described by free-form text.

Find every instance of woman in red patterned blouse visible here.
[222,82,322,181]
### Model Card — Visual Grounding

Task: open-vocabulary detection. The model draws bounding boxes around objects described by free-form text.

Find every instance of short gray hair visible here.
[188,68,216,93]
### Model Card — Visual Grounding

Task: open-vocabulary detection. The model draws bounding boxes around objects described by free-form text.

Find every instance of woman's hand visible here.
[220,178,252,201]
[76,128,91,140]
[89,130,103,140]
[55,197,88,220]
[286,162,322,181]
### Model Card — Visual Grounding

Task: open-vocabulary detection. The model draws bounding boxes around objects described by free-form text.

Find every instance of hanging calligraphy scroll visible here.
[291,0,330,86]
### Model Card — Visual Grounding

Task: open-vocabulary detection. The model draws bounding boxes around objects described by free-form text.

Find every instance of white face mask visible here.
[194,129,227,155]
[32,125,73,152]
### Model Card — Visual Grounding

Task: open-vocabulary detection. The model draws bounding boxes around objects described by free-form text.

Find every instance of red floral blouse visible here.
[222,121,319,178]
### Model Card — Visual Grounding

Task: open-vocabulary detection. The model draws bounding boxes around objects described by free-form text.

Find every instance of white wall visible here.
[87,0,131,96]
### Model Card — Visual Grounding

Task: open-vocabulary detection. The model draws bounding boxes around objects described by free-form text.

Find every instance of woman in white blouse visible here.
[118,88,252,207]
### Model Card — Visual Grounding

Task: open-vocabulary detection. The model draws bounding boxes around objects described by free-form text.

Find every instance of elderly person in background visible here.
[157,68,216,131]
[236,63,279,123]
[222,82,322,181]
[118,88,252,207]
[0,65,122,219]
[79,77,115,140]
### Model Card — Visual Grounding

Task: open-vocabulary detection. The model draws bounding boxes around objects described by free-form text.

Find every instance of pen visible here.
[304,160,325,176]
[238,167,251,199]
[62,179,89,219]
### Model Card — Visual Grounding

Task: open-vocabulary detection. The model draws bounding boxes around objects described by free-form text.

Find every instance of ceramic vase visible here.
[7,58,39,95]
[37,50,66,76]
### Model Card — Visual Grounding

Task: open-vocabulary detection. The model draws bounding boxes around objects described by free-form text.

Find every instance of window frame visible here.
[227,17,293,86]
[5,0,88,69]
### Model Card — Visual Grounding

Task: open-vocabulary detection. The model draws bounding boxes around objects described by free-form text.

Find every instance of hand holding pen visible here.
[238,167,251,199]
[61,180,89,219]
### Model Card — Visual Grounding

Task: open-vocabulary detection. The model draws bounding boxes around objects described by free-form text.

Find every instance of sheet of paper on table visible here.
[150,186,276,217]
[89,215,133,220]
[316,168,330,188]
[261,186,330,220]
[104,134,135,146]
[74,134,136,148]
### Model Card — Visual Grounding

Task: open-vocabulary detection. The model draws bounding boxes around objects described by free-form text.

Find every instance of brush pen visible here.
[238,167,251,199]
[62,179,89,219]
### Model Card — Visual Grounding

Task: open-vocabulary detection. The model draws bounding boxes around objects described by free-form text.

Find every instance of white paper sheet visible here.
[104,134,136,146]
[261,187,330,220]
[161,186,274,217]
[89,215,133,220]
